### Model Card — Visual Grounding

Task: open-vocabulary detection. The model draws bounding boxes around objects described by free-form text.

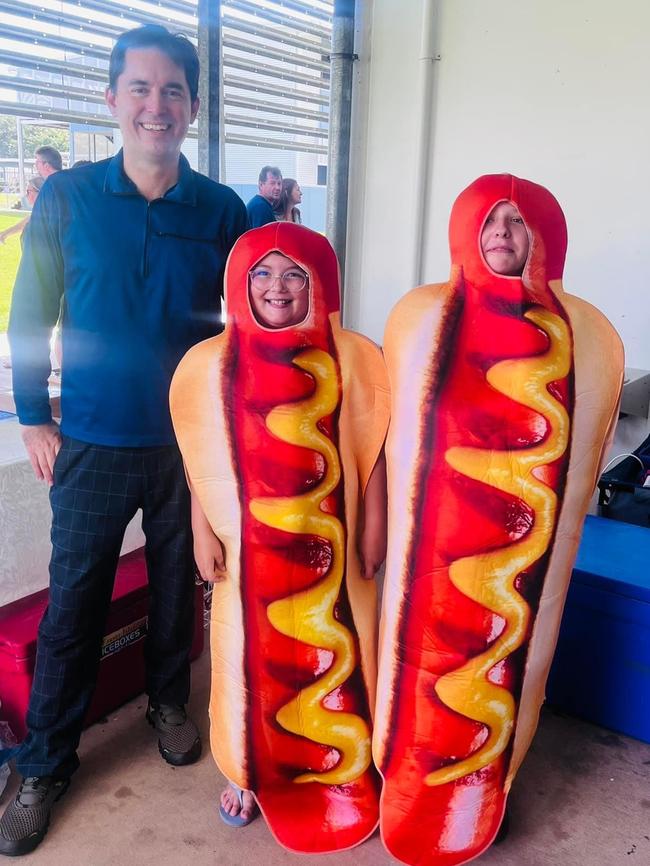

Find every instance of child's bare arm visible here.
[191,487,227,583]
[358,449,387,580]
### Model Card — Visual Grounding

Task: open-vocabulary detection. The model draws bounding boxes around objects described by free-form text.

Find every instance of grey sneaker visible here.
[0,776,69,856]
[146,703,201,766]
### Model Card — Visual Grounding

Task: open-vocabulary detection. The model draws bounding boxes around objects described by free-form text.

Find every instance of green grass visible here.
[0,211,27,332]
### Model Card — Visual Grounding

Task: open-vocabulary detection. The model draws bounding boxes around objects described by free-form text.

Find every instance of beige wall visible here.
[346,0,650,374]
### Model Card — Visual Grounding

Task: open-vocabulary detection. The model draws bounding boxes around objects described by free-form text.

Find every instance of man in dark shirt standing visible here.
[246,165,282,227]
[33,146,63,179]
[1,25,248,856]
[0,146,62,245]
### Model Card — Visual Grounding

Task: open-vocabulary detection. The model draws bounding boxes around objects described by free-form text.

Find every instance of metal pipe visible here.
[225,113,328,138]
[0,0,196,43]
[326,0,355,284]
[226,133,326,154]
[224,54,328,89]
[2,22,111,60]
[0,102,115,127]
[223,33,330,73]
[226,95,329,124]
[0,102,198,139]
[411,0,439,288]
[0,51,108,83]
[55,0,196,31]
[0,76,106,106]
[234,0,332,23]
[224,74,329,107]
[224,0,330,39]
[222,15,328,55]
[16,117,25,199]
[198,0,221,181]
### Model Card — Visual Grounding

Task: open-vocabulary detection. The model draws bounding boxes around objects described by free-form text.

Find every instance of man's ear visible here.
[190,97,200,124]
[105,86,117,116]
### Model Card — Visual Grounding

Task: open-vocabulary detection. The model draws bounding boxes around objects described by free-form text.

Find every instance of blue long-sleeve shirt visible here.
[246,193,277,228]
[9,151,249,446]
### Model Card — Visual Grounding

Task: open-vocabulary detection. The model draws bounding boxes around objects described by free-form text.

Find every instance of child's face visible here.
[249,252,310,329]
[480,201,529,276]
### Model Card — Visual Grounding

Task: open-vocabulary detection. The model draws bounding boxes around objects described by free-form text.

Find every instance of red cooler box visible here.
[0,549,204,740]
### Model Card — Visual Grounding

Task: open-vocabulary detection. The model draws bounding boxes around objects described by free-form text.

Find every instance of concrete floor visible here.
[1,646,648,866]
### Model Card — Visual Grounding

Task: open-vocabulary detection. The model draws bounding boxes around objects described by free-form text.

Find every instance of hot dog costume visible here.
[170,223,389,853]
[374,174,623,866]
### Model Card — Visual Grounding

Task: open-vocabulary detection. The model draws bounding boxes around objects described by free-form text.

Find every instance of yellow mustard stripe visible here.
[249,347,371,785]
[425,308,571,786]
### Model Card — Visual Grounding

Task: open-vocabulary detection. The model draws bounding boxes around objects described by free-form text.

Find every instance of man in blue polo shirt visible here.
[246,165,282,227]
[1,24,248,856]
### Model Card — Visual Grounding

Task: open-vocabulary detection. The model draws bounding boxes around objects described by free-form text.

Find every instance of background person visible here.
[246,165,282,227]
[274,177,302,224]
[25,176,44,207]
[0,23,248,857]
[0,145,61,245]
[0,176,44,369]
[34,146,63,178]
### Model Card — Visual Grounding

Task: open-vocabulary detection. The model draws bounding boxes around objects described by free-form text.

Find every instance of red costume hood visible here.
[224,222,341,341]
[449,173,568,299]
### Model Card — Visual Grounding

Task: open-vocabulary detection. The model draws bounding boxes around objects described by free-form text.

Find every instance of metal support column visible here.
[326,0,355,285]
[16,117,25,197]
[197,0,221,181]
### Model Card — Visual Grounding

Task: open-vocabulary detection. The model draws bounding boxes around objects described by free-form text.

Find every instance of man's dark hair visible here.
[259,165,282,185]
[109,25,200,103]
[35,146,63,172]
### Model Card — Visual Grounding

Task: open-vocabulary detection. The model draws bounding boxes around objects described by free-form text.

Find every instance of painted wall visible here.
[346,0,650,379]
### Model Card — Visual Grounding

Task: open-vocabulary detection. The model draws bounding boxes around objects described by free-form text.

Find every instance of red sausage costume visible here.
[170,223,389,853]
[375,174,623,866]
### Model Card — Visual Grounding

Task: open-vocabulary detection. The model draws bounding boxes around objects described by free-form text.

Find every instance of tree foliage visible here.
[0,115,69,159]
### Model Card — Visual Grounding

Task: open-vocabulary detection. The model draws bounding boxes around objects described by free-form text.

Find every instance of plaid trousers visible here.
[16,436,195,779]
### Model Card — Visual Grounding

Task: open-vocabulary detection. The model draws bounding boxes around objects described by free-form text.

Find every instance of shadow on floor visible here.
[1,645,648,866]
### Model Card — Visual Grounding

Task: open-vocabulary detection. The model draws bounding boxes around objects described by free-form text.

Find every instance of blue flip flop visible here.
[219,784,258,828]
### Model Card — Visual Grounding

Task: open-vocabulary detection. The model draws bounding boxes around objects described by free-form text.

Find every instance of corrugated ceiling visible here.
[0,0,332,154]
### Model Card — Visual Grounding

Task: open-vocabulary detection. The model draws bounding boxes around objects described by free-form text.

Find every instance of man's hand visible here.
[21,422,62,485]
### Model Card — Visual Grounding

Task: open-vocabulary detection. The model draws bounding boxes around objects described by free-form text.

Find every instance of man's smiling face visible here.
[105,47,198,167]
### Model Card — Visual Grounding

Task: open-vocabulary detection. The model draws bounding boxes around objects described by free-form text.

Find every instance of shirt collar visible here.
[104,149,197,205]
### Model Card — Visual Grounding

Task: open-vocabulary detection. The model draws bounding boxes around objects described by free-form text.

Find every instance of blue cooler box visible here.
[547,515,650,743]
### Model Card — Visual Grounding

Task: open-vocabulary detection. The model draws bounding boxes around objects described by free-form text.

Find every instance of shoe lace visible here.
[17,777,52,807]
[155,704,186,726]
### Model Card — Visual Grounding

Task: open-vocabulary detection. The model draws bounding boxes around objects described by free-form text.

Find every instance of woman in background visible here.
[275,178,302,224]
[0,176,44,246]
[25,176,44,208]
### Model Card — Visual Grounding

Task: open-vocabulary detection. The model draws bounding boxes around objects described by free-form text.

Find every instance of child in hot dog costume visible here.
[170,222,389,853]
[374,174,623,866]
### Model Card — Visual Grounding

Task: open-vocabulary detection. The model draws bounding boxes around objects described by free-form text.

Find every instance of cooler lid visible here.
[0,548,148,657]
[573,515,650,604]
